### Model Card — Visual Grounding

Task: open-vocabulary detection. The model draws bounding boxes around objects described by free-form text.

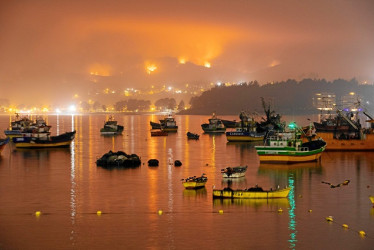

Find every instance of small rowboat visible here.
[187,132,199,140]
[182,174,207,189]
[213,186,291,199]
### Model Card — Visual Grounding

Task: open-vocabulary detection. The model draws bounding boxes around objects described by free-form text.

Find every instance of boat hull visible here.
[316,132,374,151]
[183,181,207,189]
[226,131,264,142]
[12,131,76,148]
[255,146,325,163]
[100,131,122,135]
[213,187,291,199]
[202,128,226,133]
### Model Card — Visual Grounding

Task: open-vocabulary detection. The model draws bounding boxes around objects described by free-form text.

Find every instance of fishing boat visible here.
[151,130,168,136]
[312,109,374,150]
[201,113,226,133]
[4,115,51,138]
[187,132,199,139]
[221,165,248,178]
[181,174,208,189]
[370,196,374,206]
[226,112,265,142]
[213,186,291,199]
[100,116,124,135]
[160,114,178,132]
[12,131,76,148]
[0,137,10,154]
[255,123,327,163]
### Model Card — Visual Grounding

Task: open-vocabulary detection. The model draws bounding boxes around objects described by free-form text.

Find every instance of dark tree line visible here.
[180,78,374,115]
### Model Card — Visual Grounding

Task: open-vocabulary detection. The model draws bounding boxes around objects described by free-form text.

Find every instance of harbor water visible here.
[0,114,373,249]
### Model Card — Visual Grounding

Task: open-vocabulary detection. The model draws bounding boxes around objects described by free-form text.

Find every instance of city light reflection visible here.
[288,175,297,249]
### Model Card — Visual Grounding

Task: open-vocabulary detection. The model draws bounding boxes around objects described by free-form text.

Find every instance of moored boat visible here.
[226,111,265,142]
[160,114,178,132]
[370,196,374,206]
[100,116,124,135]
[255,124,327,163]
[221,165,248,178]
[12,131,76,148]
[0,137,10,154]
[4,115,51,138]
[312,109,374,151]
[187,132,199,139]
[201,113,226,133]
[181,174,208,189]
[213,186,291,199]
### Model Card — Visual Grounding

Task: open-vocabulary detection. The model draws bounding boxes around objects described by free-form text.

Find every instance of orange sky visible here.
[1,0,374,105]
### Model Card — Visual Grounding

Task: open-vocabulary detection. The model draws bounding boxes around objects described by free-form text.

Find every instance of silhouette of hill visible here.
[179,78,374,115]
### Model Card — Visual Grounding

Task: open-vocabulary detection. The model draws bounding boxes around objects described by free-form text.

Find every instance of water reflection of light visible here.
[288,175,297,249]
[56,114,60,135]
[211,135,216,166]
[70,114,76,244]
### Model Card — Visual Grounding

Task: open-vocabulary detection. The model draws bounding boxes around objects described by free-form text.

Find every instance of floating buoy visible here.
[158,210,163,215]
[278,208,283,213]
[298,195,302,198]
[35,211,41,217]
[359,231,366,236]
[308,209,312,213]
[219,210,224,214]
[326,216,333,222]
[97,210,102,216]
[206,163,209,166]
[342,224,349,229]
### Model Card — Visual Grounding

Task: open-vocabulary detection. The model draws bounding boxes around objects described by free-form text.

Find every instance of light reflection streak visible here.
[288,175,297,249]
[70,114,76,244]
[56,114,60,135]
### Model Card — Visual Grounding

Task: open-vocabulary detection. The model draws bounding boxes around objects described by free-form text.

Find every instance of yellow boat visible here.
[370,196,374,206]
[181,174,207,189]
[213,186,291,199]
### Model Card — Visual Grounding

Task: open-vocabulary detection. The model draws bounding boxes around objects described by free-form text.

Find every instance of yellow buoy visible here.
[158,210,163,215]
[342,224,349,229]
[308,209,312,213]
[219,210,224,214]
[96,210,102,216]
[278,208,283,213]
[35,211,41,217]
[298,195,302,198]
[359,231,366,236]
[326,216,333,222]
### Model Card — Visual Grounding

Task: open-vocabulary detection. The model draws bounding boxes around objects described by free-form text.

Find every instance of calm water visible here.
[0,114,373,250]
